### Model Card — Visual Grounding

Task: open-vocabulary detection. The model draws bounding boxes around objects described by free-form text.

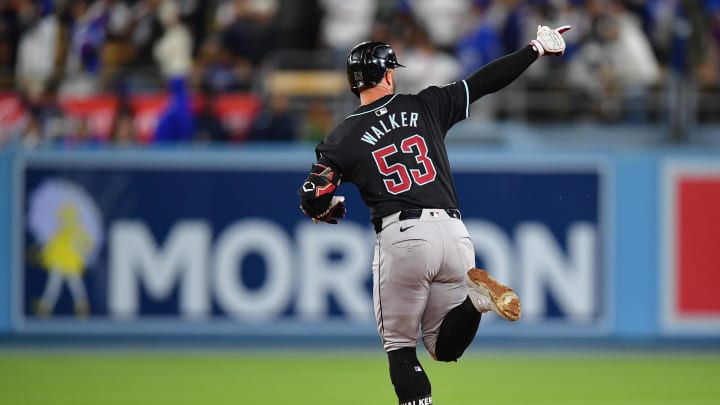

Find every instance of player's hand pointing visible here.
[530,25,572,56]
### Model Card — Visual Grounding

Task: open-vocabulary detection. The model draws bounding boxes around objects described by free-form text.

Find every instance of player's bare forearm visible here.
[465,45,538,102]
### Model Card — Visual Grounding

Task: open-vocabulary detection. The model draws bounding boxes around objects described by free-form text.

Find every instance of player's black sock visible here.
[434,296,482,362]
[387,347,432,404]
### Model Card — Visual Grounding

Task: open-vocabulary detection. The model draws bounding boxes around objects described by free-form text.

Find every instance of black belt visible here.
[372,208,461,233]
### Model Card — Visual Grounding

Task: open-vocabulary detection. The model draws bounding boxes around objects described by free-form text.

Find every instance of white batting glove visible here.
[530,25,572,56]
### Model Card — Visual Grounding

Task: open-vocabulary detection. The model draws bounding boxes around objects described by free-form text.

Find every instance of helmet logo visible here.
[353,72,363,81]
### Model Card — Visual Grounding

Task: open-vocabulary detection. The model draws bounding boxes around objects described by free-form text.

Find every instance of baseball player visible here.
[299,25,571,405]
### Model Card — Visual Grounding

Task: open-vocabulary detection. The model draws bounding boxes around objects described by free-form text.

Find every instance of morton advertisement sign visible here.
[16,151,609,336]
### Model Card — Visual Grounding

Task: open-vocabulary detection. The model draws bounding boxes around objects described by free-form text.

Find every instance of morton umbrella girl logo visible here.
[27,179,103,318]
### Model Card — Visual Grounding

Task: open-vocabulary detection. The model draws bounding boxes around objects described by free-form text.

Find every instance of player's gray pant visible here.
[372,209,474,356]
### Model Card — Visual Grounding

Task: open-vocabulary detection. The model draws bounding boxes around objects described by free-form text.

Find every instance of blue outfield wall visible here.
[0,151,12,334]
[0,145,718,341]
[613,154,659,337]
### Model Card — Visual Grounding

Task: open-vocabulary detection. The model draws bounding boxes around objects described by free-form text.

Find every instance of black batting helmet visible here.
[346,41,404,97]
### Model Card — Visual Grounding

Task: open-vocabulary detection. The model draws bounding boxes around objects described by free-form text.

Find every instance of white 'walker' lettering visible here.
[361,112,419,145]
[400,398,432,405]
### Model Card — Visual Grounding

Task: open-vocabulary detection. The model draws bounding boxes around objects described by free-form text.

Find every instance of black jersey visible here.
[316,80,470,220]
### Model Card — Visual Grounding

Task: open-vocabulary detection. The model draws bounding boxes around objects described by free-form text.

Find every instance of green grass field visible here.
[1,351,718,404]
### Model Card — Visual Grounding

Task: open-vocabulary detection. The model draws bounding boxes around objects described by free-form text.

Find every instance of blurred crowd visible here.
[1,0,720,147]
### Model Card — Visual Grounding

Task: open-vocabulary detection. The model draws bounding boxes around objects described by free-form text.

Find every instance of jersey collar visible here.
[346,94,399,118]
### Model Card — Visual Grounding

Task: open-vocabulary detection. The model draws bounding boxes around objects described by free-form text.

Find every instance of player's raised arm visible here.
[465,25,572,102]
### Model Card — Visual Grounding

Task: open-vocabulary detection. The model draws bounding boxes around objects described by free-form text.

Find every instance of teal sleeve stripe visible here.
[462,80,469,118]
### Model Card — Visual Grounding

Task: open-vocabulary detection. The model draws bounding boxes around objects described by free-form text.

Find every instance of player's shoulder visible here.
[412,81,468,112]
[320,115,366,148]
[417,80,468,98]
[321,125,346,146]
